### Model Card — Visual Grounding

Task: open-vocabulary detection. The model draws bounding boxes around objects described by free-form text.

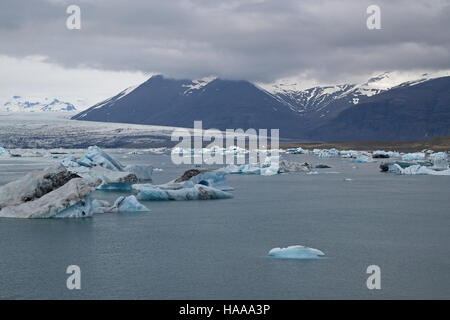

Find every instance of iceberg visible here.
[0,165,79,209]
[219,159,310,176]
[278,160,311,173]
[83,146,124,171]
[285,147,308,154]
[430,152,449,170]
[110,195,149,212]
[352,156,372,163]
[220,164,262,175]
[0,147,11,158]
[174,169,233,191]
[316,148,339,158]
[61,147,152,184]
[0,178,101,218]
[134,184,232,201]
[389,164,450,176]
[402,152,426,161]
[124,164,153,182]
[268,245,325,260]
[132,169,233,201]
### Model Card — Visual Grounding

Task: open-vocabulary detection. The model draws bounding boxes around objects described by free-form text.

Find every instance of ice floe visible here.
[268,245,325,259]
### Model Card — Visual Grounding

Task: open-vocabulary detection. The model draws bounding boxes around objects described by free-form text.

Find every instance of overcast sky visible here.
[1,0,449,108]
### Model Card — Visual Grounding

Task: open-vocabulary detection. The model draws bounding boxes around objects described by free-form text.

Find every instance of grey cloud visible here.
[1,0,449,83]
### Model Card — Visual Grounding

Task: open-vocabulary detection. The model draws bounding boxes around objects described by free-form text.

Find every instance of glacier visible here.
[268,245,325,260]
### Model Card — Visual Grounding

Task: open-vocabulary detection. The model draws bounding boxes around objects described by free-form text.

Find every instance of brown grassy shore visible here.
[281,136,450,153]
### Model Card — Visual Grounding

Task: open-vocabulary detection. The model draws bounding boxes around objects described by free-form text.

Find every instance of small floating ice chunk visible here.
[0,147,11,158]
[352,156,371,163]
[268,245,325,259]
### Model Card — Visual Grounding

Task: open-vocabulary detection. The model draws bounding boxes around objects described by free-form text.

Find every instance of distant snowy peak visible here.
[1,96,77,112]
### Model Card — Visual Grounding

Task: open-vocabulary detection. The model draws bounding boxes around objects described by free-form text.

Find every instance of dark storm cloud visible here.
[1,0,449,82]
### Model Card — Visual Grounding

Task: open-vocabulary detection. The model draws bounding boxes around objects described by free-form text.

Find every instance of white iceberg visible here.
[316,148,339,158]
[268,245,325,259]
[219,159,309,176]
[82,146,124,171]
[0,178,101,218]
[402,152,426,161]
[430,152,449,170]
[124,164,153,182]
[0,165,79,209]
[285,147,308,154]
[389,164,450,176]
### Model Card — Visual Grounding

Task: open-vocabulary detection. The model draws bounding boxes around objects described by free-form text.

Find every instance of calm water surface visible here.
[0,152,449,299]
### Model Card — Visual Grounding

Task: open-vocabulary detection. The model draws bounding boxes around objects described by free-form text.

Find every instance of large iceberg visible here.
[0,165,79,209]
[268,245,325,260]
[0,178,101,218]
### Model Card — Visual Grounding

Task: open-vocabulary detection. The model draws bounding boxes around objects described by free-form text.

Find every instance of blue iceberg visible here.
[134,184,232,201]
[112,195,149,212]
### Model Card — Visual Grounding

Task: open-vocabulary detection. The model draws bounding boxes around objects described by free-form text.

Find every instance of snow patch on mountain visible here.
[182,76,217,95]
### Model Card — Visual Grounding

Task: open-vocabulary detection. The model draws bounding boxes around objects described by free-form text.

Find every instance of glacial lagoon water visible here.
[0,151,449,299]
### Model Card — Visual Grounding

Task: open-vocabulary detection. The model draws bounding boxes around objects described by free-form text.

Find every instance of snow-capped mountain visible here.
[72,73,450,140]
[262,71,450,118]
[1,96,77,112]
